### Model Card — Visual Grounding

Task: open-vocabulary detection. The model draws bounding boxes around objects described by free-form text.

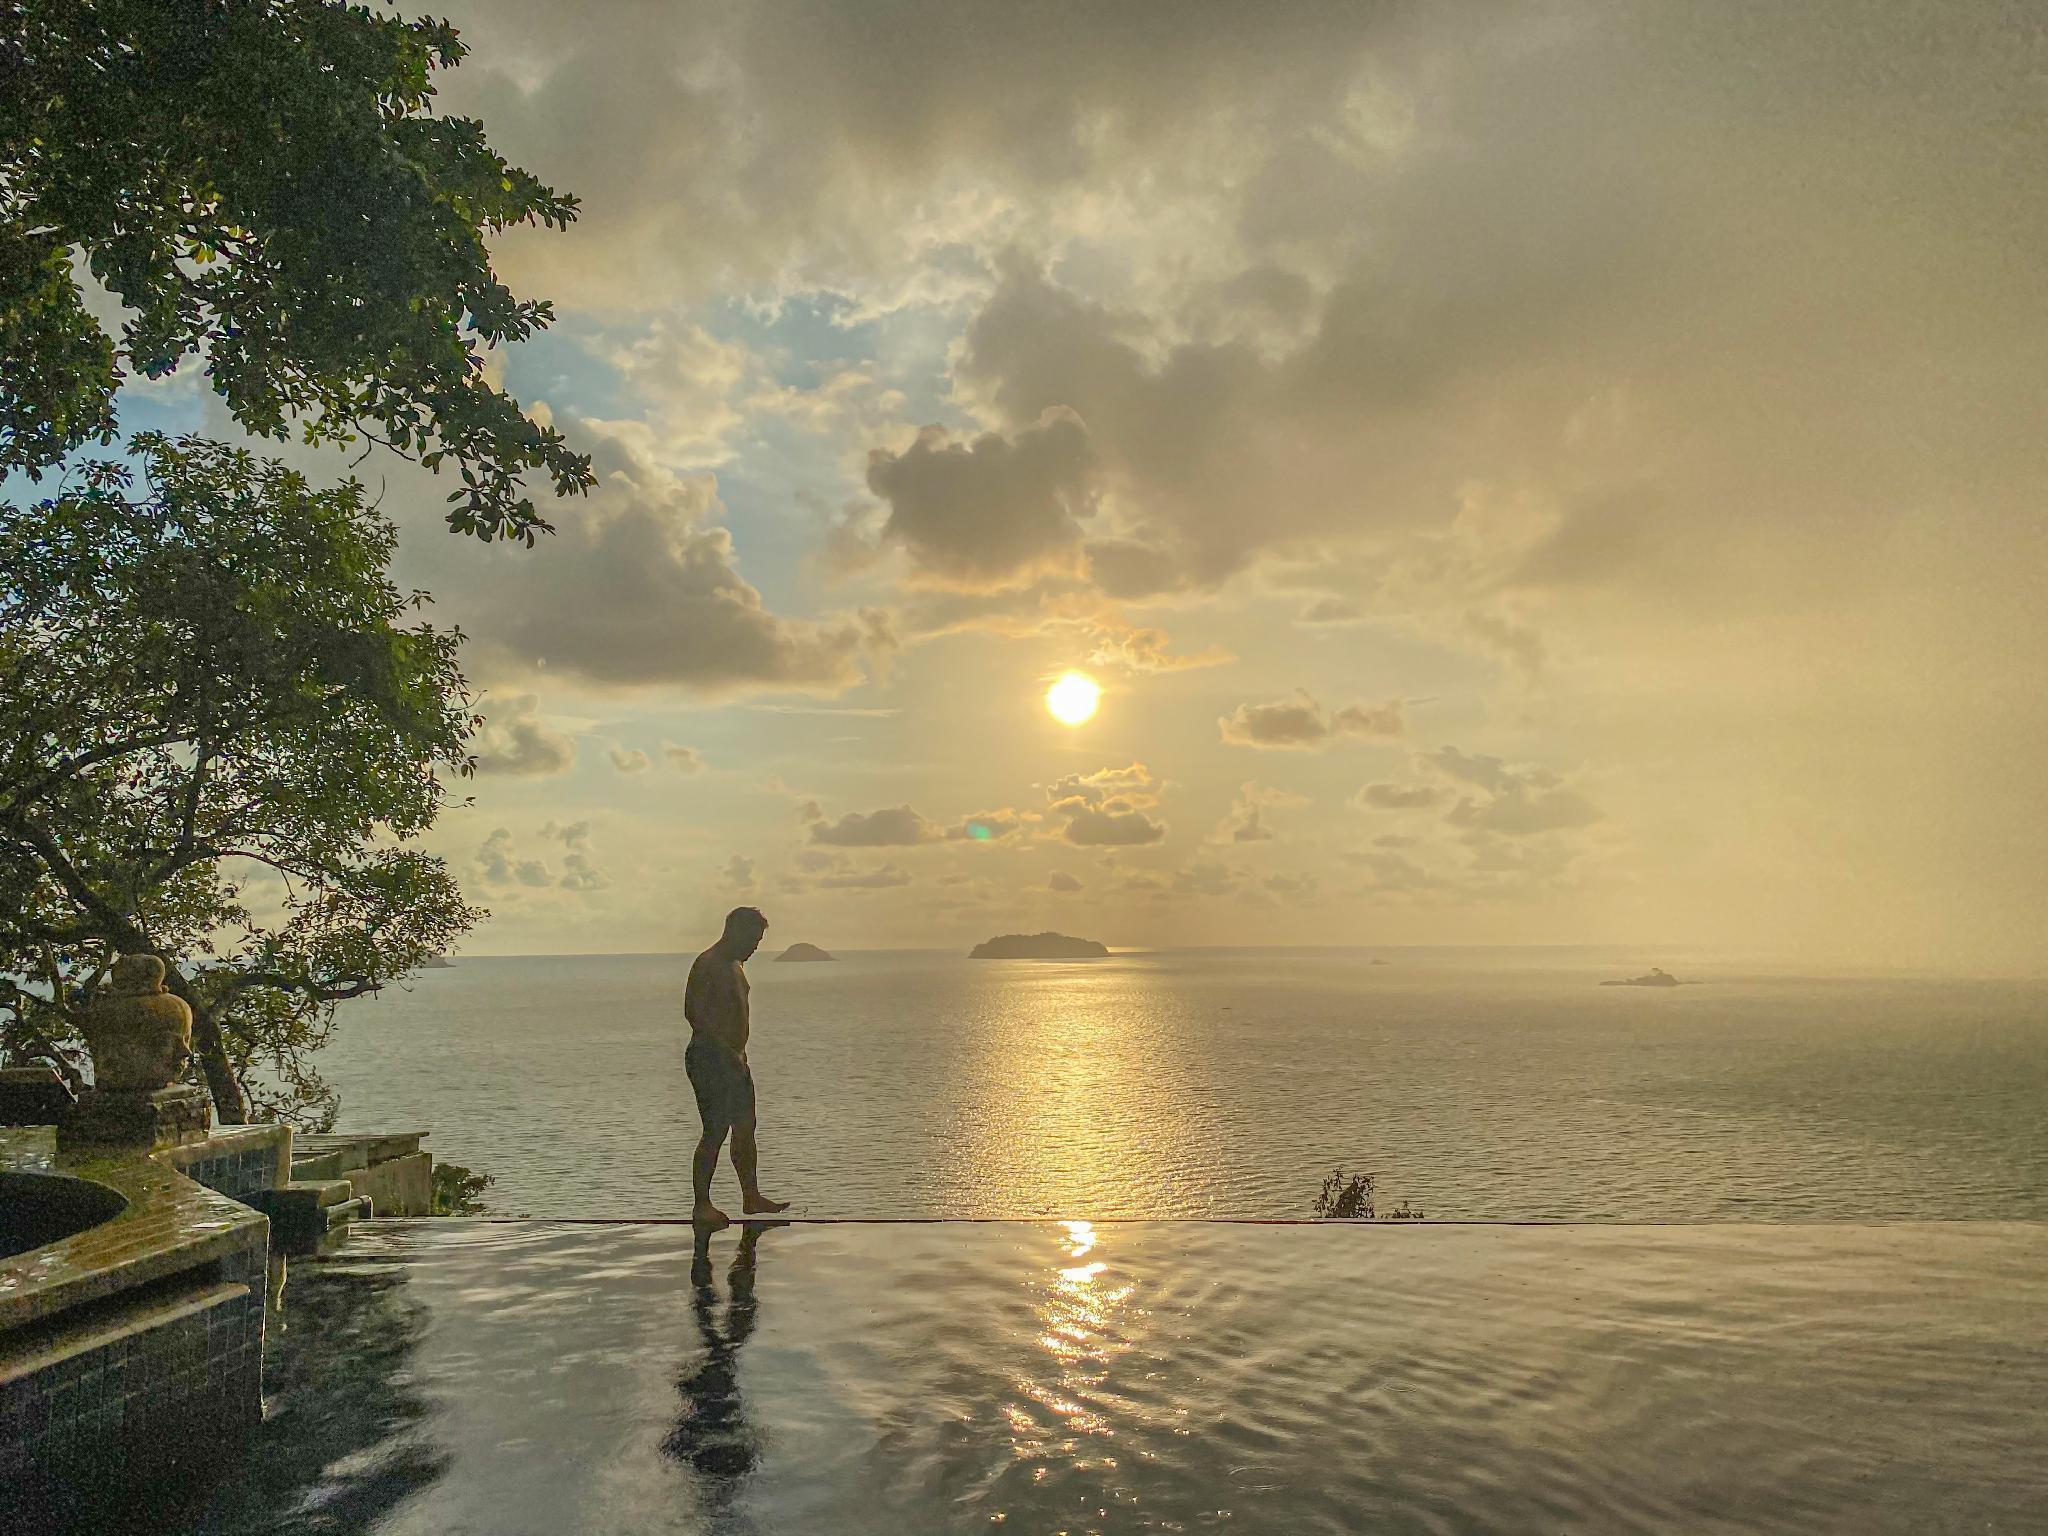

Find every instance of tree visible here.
[1,0,593,542]
[0,432,485,1124]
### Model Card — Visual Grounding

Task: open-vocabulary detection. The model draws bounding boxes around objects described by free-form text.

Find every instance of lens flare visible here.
[1045,672,1102,726]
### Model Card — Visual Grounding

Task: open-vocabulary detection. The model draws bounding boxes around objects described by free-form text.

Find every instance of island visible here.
[421,955,456,969]
[969,932,1110,960]
[1601,966,1684,987]
[773,942,836,962]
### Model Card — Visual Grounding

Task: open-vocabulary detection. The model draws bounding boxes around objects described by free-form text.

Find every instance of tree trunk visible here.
[166,975,250,1124]
[192,1016,249,1123]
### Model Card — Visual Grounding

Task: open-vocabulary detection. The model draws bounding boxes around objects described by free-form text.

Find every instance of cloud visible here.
[817,862,913,890]
[1262,872,1320,904]
[1299,596,1363,626]
[1086,621,1233,675]
[948,808,1035,842]
[477,826,609,893]
[663,742,706,773]
[1219,691,1407,749]
[1172,860,1241,897]
[1356,782,1442,811]
[558,852,609,892]
[809,805,942,846]
[1417,746,1603,836]
[1210,781,1306,845]
[1462,609,1547,680]
[476,828,554,888]
[1048,870,1083,892]
[608,746,652,773]
[1045,762,1169,846]
[720,854,757,892]
[456,423,890,695]
[860,408,1096,587]
[473,694,576,776]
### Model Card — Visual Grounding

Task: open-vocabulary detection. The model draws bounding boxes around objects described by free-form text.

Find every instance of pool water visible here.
[165,1219,2046,1535]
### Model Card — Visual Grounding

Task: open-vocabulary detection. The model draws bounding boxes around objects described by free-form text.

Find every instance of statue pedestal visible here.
[59,1085,213,1151]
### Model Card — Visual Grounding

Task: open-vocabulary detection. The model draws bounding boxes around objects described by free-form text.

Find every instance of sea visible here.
[312,947,2048,1223]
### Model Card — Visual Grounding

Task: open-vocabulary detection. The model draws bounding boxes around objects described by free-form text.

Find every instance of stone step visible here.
[286,1149,353,1182]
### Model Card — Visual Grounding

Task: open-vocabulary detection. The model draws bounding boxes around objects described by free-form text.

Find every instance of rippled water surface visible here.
[175,1218,2048,1536]
[313,950,2048,1220]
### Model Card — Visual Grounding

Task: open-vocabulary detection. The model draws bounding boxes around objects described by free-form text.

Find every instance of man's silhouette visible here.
[684,906,789,1229]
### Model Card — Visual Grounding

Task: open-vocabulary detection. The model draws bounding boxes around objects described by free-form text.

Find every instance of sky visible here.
[124,1,2048,966]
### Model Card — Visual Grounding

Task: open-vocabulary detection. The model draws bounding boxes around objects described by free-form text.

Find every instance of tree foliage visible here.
[0,433,485,1124]
[0,0,592,541]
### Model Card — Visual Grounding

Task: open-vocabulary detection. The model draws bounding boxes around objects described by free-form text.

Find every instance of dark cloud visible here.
[663,743,706,773]
[862,408,1095,587]
[453,424,889,694]
[608,746,652,773]
[1048,870,1083,892]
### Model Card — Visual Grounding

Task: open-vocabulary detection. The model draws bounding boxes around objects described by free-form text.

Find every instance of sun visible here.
[1045,671,1102,727]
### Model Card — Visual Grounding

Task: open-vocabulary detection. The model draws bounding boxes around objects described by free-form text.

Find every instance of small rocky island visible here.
[1601,966,1684,987]
[421,955,456,969]
[970,932,1109,960]
[773,942,836,962]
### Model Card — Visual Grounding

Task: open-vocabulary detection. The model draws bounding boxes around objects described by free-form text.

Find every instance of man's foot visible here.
[741,1193,790,1215]
[692,1203,732,1231]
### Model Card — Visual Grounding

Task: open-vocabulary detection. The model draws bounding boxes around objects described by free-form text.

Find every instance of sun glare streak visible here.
[1045,672,1101,726]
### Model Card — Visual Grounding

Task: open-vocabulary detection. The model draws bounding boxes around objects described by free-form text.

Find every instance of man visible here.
[684,906,790,1229]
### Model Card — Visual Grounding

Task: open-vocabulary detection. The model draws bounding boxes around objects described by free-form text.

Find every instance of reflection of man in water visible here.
[665,1223,767,1506]
[685,906,789,1229]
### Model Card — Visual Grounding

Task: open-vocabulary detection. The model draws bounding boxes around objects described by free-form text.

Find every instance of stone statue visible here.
[82,954,194,1092]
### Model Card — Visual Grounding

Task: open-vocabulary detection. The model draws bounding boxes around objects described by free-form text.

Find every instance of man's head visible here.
[721,905,769,960]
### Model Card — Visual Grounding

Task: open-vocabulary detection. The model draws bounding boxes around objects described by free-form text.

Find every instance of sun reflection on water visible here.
[1006,1220,1141,1479]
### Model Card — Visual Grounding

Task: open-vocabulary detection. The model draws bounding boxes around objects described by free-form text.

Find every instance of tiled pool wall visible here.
[161,1129,293,1203]
[0,1125,287,1513]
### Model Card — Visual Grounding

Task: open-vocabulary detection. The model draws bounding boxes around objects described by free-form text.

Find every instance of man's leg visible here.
[693,1120,732,1230]
[730,1117,788,1215]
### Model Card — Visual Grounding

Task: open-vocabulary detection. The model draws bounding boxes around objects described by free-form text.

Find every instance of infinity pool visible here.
[157,1220,2044,1535]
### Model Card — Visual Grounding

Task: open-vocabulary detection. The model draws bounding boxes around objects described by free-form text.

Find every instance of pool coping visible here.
[0,1125,277,1332]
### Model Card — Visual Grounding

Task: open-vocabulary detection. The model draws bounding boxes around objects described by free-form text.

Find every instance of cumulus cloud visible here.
[473,695,576,776]
[861,408,1095,587]
[663,743,706,773]
[1048,870,1083,893]
[948,808,1035,842]
[456,424,890,695]
[477,825,609,893]
[720,854,757,892]
[1219,691,1407,749]
[476,828,554,888]
[809,805,942,847]
[1046,762,1168,846]
[608,746,652,773]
